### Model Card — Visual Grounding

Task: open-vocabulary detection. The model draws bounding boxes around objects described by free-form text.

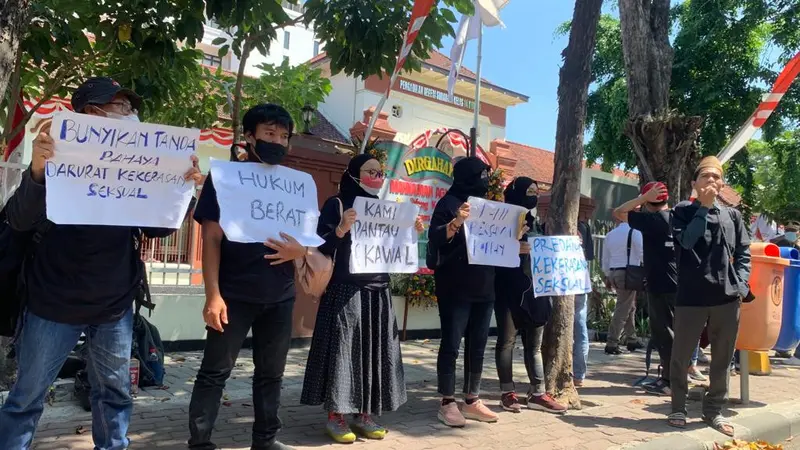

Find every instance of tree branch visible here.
[231,35,254,144]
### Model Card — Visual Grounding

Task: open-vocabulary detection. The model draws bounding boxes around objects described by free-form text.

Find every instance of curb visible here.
[622,401,800,449]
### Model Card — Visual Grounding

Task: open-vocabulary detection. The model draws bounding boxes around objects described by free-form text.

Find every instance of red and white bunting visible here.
[718,50,800,164]
[359,0,436,152]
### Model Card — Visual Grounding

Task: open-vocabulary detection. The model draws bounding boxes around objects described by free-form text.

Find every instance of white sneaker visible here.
[784,356,800,366]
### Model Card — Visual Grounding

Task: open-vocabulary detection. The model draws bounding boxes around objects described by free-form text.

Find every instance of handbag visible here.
[624,228,646,291]
[719,207,755,303]
[293,198,342,297]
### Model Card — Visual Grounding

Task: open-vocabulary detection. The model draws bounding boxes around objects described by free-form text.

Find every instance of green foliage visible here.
[579,2,800,171]
[241,61,332,129]
[304,0,474,78]
[743,132,800,223]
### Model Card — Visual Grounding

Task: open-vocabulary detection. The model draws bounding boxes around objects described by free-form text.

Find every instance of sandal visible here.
[704,415,734,437]
[667,412,686,428]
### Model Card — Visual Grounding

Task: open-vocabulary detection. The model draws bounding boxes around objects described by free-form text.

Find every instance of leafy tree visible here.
[583,1,800,199]
[1,0,208,147]
[204,0,475,142]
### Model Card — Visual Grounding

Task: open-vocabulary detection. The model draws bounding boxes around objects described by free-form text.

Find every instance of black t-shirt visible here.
[194,174,295,304]
[628,210,677,294]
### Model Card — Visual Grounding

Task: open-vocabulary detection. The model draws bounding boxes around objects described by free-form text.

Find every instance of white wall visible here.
[317,75,360,136]
[580,166,638,197]
[200,7,320,75]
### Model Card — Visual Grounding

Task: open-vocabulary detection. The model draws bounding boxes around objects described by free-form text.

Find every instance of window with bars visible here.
[283,31,291,49]
[202,53,222,67]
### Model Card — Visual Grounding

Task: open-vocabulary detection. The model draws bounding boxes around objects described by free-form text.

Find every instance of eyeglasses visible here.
[106,101,138,115]
[361,169,385,178]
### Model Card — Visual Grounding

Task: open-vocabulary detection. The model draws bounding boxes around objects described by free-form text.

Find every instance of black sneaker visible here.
[605,345,623,355]
[253,442,294,450]
[642,379,671,396]
[775,350,793,359]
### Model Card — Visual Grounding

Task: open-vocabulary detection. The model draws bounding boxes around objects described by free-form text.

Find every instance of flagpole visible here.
[469,23,483,158]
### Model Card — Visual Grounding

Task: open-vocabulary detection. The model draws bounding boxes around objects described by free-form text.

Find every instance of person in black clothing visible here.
[428,156,499,427]
[300,154,423,443]
[667,156,751,436]
[613,181,677,396]
[493,177,567,415]
[188,104,306,450]
[0,77,201,450]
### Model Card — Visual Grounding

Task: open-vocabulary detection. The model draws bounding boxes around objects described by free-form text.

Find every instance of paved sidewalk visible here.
[28,339,800,449]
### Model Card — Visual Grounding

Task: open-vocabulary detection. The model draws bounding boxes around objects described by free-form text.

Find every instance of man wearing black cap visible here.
[0,77,201,450]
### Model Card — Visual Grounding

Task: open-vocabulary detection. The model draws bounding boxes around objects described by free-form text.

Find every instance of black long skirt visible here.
[300,283,407,415]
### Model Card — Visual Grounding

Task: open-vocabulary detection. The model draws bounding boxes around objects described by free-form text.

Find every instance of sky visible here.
[438,1,575,152]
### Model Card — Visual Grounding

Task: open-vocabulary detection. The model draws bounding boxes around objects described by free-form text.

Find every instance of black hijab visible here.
[504,176,539,231]
[339,153,378,208]
[447,156,490,202]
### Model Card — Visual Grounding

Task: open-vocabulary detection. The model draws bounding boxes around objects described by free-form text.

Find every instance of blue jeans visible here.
[691,345,701,365]
[0,309,134,450]
[573,294,589,381]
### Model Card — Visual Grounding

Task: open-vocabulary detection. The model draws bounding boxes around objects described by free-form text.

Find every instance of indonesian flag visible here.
[360,0,437,152]
[446,0,509,101]
[717,51,800,164]
[1,92,26,201]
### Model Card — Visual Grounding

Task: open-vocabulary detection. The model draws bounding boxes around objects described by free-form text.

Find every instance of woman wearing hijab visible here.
[493,177,567,414]
[427,156,499,427]
[301,154,423,444]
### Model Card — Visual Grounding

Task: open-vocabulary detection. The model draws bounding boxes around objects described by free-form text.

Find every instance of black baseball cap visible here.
[71,77,142,113]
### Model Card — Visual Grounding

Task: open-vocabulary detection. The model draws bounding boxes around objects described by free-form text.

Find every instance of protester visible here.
[771,224,800,360]
[601,219,645,354]
[668,156,751,437]
[492,178,566,414]
[428,156,499,427]
[612,181,676,395]
[574,220,594,386]
[0,77,201,450]
[188,104,305,450]
[300,154,424,443]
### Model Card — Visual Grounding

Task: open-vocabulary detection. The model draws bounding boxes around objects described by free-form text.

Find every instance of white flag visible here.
[446,0,509,100]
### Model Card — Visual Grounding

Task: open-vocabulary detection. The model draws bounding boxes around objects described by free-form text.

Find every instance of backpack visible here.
[293,198,341,297]
[131,312,165,387]
[0,206,51,337]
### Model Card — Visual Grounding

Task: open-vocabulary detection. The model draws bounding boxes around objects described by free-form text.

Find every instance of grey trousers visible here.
[670,301,740,417]
[607,269,638,347]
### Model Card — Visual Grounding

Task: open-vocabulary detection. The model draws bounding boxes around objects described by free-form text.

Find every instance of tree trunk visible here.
[618,0,702,203]
[231,37,254,145]
[0,0,31,108]
[542,0,603,410]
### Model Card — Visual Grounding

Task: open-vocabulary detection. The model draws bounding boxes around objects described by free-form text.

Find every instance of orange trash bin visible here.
[737,243,789,351]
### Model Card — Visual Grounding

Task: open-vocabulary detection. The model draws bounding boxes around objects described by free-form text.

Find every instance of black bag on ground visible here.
[132,312,165,387]
[624,229,646,291]
[73,369,92,412]
[0,206,51,337]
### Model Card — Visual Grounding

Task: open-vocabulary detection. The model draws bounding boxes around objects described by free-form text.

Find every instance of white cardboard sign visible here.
[349,196,420,274]
[45,111,196,228]
[463,196,528,267]
[530,235,592,297]
[209,158,324,247]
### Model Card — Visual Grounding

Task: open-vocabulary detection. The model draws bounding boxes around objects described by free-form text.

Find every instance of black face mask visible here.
[524,195,539,210]
[252,140,287,165]
[466,178,489,198]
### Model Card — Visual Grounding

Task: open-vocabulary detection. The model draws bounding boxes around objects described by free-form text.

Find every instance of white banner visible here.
[530,235,592,297]
[350,197,420,274]
[463,196,527,267]
[45,111,196,228]
[209,158,324,247]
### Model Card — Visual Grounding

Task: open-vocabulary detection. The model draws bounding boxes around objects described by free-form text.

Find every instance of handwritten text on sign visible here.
[45,111,196,228]
[530,236,592,298]
[464,196,528,268]
[209,159,324,247]
[350,197,420,274]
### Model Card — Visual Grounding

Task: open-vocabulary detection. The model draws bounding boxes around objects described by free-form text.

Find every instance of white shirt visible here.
[602,223,643,277]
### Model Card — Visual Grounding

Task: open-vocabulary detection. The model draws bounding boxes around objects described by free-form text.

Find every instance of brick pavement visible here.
[28,339,800,450]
